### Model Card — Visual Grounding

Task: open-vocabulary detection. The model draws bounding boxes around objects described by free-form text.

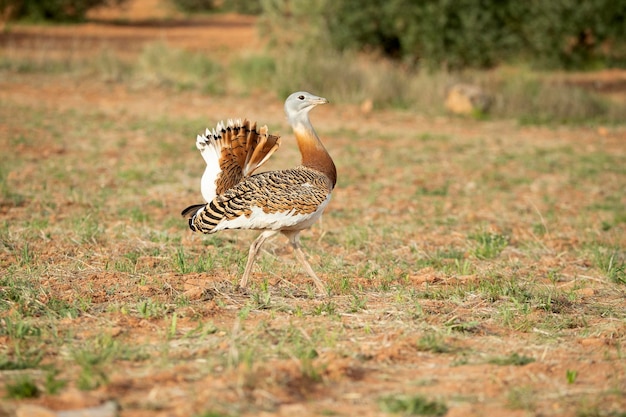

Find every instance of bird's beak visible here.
[313,96,329,105]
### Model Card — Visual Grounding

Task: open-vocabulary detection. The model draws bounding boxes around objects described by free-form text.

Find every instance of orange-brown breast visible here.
[294,127,337,188]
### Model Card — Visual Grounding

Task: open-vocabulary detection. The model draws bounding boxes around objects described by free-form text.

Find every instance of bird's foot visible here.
[235,284,250,296]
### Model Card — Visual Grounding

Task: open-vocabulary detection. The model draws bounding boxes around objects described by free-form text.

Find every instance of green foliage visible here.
[566,369,578,384]
[323,0,519,69]
[518,1,626,69]
[169,0,264,15]
[223,0,262,15]
[260,0,626,70]
[0,0,127,22]
[168,0,216,13]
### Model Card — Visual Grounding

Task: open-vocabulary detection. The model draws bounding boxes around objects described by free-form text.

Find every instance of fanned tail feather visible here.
[196,119,280,203]
[243,125,281,177]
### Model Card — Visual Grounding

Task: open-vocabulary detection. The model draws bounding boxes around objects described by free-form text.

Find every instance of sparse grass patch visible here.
[0,275,45,316]
[71,334,121,390]
[230,54,276,93]
[174,247,216,274]
[378,394,448,416]
[348,293,367,312]
[195,412,234,417]
[491,71,621,124]
[488,352,535,366]
[4,376,40,399]
[416,333,455,354]
[269,43,451,111]
[0,349,42,371]
[137,42,224,93]
[71,214,104,245]
[135,298,169,319]
[311,300,338,316]
[469,231,509,260]
[0,164,25,207]
[507,385,536,411]
[0,314,41,339]
[446,319,481,334]
[591,246,626,285]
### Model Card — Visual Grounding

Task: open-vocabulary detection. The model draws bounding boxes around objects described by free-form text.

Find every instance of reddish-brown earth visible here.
[1,2,625,417]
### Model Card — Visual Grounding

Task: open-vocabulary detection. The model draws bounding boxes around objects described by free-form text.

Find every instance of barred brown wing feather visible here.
[189,167,331,233]
[199,119,281,201]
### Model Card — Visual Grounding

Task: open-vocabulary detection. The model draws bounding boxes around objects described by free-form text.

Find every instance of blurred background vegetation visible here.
[3,0,624,70]
[1,0,625,123]
[0,0,127,21]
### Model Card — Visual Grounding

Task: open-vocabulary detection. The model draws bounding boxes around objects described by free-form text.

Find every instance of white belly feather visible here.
[213,193,331,232]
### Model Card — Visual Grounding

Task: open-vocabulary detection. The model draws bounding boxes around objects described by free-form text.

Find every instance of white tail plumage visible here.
[195,118,280,203]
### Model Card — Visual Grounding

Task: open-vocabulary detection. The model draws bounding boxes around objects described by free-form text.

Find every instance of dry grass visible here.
[1,16,625,417]
[2,25,624,123]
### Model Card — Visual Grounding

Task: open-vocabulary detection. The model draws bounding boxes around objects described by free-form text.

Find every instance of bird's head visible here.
[285,91,328,127]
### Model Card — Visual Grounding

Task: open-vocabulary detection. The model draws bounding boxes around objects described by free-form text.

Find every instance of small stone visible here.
[575,287,595,297]
[16,405,57,417]
[58,401,118,417]
[360,98,374,114]
[445,83,492,115]
[183,286,205,300]
[578,338,606,348]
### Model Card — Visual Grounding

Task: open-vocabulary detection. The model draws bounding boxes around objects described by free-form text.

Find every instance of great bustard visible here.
[182,92,336,294]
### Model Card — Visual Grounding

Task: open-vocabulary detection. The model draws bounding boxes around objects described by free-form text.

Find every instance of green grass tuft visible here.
[416,333,455,354]
[488,352,535,366]
[592,247,626,285]
[72,335,120,390]
[5,376,40,399]
[469,231,509,260]
[378,394,448,416]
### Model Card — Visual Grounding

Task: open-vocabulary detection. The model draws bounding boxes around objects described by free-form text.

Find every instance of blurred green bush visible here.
[168,0,216,13]
[166,0,262,15]
[260,0,626,70]
[0,0,127,22]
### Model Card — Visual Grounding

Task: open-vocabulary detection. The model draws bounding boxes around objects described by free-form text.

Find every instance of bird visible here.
[181,92,336,295]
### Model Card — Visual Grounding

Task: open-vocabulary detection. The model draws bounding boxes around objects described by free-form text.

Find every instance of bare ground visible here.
[1,3,625,417]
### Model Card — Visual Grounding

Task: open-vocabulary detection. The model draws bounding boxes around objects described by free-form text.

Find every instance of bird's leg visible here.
[284,231,327,296]
[239,230,277,290]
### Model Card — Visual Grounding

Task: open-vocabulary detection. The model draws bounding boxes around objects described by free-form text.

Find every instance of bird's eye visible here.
[298,95,305,100]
